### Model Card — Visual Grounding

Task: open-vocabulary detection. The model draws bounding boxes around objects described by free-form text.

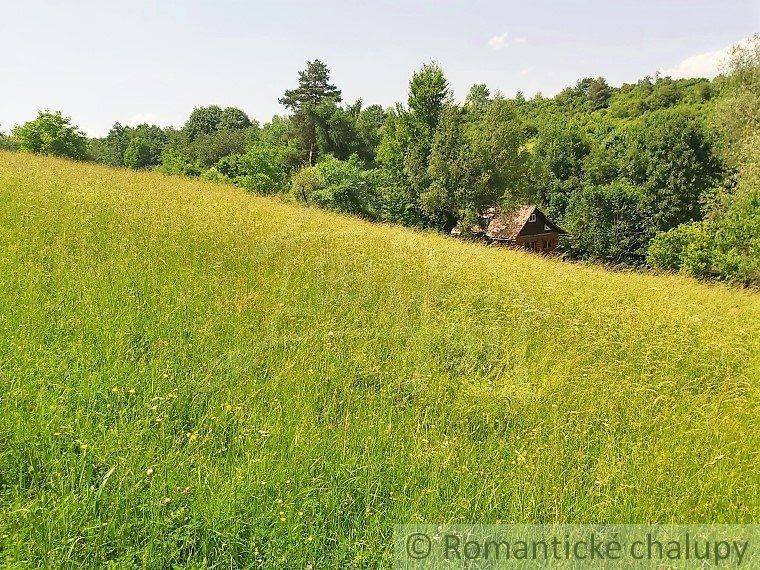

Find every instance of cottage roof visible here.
[451,204,567,239]
[485,205,537,241]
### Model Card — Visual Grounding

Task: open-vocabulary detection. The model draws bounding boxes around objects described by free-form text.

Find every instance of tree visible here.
[13,110,88,160]
[183,106,224,141]
[288,105,322,166]
[90,122,131,166]
[219,107,252,131]
[257,115,303,172]
[182,105,252,141]
[645,78,682,110]
[423,106,479,230]
[587,77,612,110]
[316,100,362,161]
[622,109,723,234]
[0,137,16,151]
[123,138,153,169]
[160,148,202,177]
[534,119,589,182]
[608,78,653,118]
[648,37,760,285]
[583,126,626,186]
[465,84,491,114]
[563,181,650,264]
[712,34,760,169]
[557,76,615,111]
[184,127,256,168]
[470,97,532,205]
[279,60,342,112]
[90,122,169,168]
[387,63,453,224]
[376,110,424,225]
[0,125,18,151]
[280,60,344,166]
[354,104,386,164]
[407,63,450,132]
[533,118,589,215]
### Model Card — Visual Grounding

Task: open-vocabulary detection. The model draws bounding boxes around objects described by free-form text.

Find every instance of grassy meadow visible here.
[0,151,758,567]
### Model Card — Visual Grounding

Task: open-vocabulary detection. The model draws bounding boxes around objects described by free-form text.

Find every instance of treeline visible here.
[2,37,757,285]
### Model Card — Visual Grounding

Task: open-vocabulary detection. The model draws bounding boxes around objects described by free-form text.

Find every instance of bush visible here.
[160,149,202,177]
[647,222,712,272]
[0,128,17,151]
[291,155,380,219]
[12,111,88,160]
[647,223,701,271]
[648,206,759,285]
[215,144,286,194]
[200,167,231,184]
[709,183,760,284]
[563,181,649,264]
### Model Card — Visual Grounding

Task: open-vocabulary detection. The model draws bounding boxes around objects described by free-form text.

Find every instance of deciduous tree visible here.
[13,110,88,160]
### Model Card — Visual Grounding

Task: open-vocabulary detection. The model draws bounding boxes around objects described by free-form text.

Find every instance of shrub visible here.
[160,149,202,177]
[200,167,231,184]
[291,155,380,219]
[648,208,759,285]
[563,181,649,265]
[214,144,286,194]
[647,223,703,271]
[0,128,17,151]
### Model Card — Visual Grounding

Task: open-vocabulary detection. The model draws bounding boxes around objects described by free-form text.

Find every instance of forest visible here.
[2,36,758,285]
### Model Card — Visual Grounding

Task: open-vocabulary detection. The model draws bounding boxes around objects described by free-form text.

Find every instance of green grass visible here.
[0,151,758,567]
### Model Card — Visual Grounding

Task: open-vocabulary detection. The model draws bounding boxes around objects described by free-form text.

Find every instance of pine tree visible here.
[279,60,342,111]
[280,60,343,165]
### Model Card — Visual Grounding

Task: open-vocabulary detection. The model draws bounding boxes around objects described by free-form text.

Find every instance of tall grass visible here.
[0,151,758,567]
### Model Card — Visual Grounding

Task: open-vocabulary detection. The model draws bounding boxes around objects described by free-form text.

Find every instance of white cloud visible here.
[488,32,526,51]
[658,36,753,79]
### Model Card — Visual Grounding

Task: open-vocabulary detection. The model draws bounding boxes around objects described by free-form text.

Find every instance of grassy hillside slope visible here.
[0,152,758,567]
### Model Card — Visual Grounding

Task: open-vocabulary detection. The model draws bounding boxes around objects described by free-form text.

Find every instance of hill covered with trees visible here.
[3,36,758,284]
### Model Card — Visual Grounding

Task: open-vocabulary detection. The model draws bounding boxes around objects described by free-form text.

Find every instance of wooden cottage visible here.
[453,205,567,253]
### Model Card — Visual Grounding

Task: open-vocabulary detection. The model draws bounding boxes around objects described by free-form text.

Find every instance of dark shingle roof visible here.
[451,204,566,239]
[485,205,536,241]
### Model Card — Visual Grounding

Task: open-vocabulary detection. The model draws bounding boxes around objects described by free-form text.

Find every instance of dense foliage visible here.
[647,41,760,284]
[7,39,759,284]
[12,111,88,160]
[0,126,17,151]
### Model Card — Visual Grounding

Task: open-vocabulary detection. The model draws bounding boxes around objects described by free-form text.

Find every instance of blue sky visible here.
[1,0,757,136]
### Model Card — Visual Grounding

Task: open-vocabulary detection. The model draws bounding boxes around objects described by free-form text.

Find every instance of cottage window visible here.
[544,224,551,231]
[529,213,536,222]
